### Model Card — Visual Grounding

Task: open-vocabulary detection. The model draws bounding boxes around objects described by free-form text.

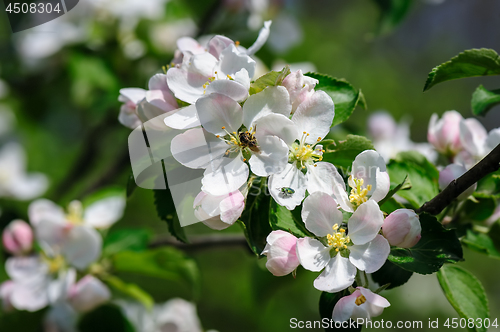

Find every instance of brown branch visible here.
[149,234,250,252]
[417,143,500,215]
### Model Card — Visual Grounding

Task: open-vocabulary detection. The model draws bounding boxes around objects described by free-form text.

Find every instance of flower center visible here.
[42,254,65,274]
[349,177,372,207]
[355,295,367,306]
[327,223,350,252]
[290,132,324,169]
[218,126,260,161]
[66,200,83,225]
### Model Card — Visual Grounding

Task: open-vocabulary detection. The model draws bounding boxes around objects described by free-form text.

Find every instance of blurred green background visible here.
[1,0,500,331]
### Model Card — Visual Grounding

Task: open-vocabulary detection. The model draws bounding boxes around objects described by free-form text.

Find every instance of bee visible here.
[278,187,295,197]
[238,131,260,153]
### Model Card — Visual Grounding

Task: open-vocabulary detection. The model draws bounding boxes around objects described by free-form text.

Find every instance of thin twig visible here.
[417,143,500,215]
[149,234,249,251]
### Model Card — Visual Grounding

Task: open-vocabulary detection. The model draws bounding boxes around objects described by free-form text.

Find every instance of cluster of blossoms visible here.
[118,23,425,323]
[0,195,125,330]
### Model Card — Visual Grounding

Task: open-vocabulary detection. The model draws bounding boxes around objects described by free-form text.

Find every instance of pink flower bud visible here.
[68,275,111,313]
[2,220,33,255]
[427,111,463,156]
[261,230,300,276]
[368,112,398,141]
[382,209,421,248]
[282,70,318,112]
[439,164,476,200]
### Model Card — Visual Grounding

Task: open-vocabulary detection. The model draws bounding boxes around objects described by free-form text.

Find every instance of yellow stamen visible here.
[355,295,367,306]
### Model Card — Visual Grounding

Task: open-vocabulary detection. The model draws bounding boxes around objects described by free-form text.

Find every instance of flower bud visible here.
[282,70,318,112]
[439,164,476,200]
[68,275,111,313]
[2,220,33,255]
[261,230,300,276]
[368,112,398,141]
[382,209,421,248]
[427,111,463,156]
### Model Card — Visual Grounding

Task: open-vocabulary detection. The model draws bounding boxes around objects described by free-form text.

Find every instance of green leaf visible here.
[322,135,374,170]
[269,201,313,238]
[78,304,135,332]
[394,151,440,181]
[424,48,500,92]
[387,161,439,208]
[103,228,153,257]
[371,260,413,290]
[437,265,489,332]
[104,275,154,309]
[239,178,273,255]
[112,247,199,294]
[388,214,463,274]
[319,291,362,332]
[488,220,500,252]
[249,65,291,95]
[378,175,410,207]
[372,0,413,35]
[305,73,366,127]
[462,229,500,260]
[154,189,188,244]
[471,85,500,116]
[462,194,497,222]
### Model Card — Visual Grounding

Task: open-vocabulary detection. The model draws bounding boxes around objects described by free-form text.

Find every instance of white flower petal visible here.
[332,292,357,322]
[205,79,249,102]
[254,113,298,146]
[306,162,346,198]
[208,35,234,59]
[119,88,146,105]
[217,44,256,79]
[291,90,334,144]
[296,237,330,272]
[268,163,306,210]
[166,67,207,104]
[219,191,245,224]
[196,93,243,136]
[347,200,384,245]
[313,254,356,293]
[351,150,388,199]
[69,275,111,313]
[29,199,66,230]
[246,20,272,56]
[11,276,50,312]
[163,105,201,130]
[459,118,488,157]
[301,192,343,237]
[201,156,249,196]
[243,86,291,130]
[248,135,289,176]
[83,196,126,229]
[349,235,390,273]
[63,226,102,270]
[6,256,48,282]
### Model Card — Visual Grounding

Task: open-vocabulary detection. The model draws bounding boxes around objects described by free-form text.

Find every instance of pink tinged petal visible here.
[382,209,421,248]
[119,88,146,105]
[201,216,233,230]
[358,287,390,318]
[83,196,126,229]
[296,237,330,272]
[166,67,207,104]
[205,79,249,102]
[264,232,300,276]
[246,20,272,56]
[313,254,356,293]
[119,106,141,129]
[248,135,289,176]
[291,90,335,144]
[2,219,33,255]
[301,192,343,237]
[63,226,102,270]
[306,162,346,198]
[34,219,70,254]
[332,292,358,322]
[177,37,205,55]
[254,113,298,147]
[219,191,245,224]
[136,99,169,124]
[202,156,249,196]
[208,35,234,59]
[368,112,398,140]
[349,235,390,273]
[243,86,292,130]
[11,276,51,312]
[163,105,201,130]
[282,70,318,112]
[69,275,111,312]
[460,118,488,157]
[347,200,384,245]
[217,44,256,79]
[429,111,463,153]
[6,256,48,281]
[268,163,306,210]
[196,93,243,136]
[170,128,227,169]
[146,88,177,113]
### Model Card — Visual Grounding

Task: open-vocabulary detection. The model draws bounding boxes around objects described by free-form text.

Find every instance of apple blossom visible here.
[382,209,421,248]
[0,142,48,200]
[427,110,463,156]
[296,192,389,293]
[332,287,390,322]
[67,275,111,312]
[118,88,146,129]
[2,219,33,256]
[459,118,500,164]
[193,189,246,230]
[439,163,477,200]
[281,70,318,113]
[262,230,300,276]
